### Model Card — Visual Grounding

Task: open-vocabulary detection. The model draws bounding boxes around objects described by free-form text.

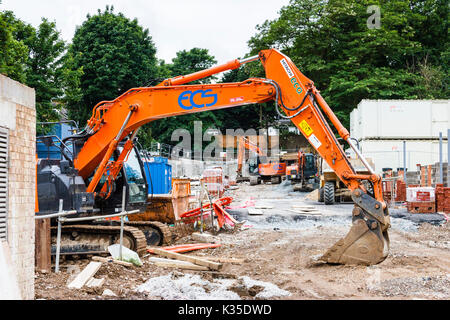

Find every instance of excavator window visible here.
[305,154,315,170]
[248,155,260,175]
[122,147,147,204]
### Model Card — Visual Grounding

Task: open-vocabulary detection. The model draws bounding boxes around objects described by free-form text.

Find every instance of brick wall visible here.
[0,75,36,300]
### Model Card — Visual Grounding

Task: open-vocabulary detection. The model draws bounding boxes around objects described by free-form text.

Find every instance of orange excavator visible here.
[236,136,286,185]
[36,48,390,265]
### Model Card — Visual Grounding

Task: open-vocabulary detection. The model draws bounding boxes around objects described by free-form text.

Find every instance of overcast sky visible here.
[1,0,290,64]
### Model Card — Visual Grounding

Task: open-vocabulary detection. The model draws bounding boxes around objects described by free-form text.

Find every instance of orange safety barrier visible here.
[180,197,233,219]
[180,197,234,229]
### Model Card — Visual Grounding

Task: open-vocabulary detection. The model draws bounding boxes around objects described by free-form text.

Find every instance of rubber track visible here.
[125,221,173,246]
[56,224,148,256]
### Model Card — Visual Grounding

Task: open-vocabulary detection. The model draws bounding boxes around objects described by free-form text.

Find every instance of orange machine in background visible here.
[236,136,286,185]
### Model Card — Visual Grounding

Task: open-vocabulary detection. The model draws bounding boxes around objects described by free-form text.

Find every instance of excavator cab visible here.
[248,152,261,176]
[93,143,148,214]
[303,153,319,183]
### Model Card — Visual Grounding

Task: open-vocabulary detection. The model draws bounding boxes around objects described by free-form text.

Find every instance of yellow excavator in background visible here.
[285,150,320,191]
[36,48,390,265]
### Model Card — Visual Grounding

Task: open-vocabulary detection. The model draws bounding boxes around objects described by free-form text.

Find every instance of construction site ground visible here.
[35,181,450,300]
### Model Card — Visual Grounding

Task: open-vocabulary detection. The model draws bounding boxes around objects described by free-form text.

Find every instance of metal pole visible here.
[439,132,443,184]
[119,186,126,261]
[201,180,215,231]
[55,199,63,273]
[448,129,450,187]
[346,138,375,175]
[403,141,407,186]
[198,190,204,233]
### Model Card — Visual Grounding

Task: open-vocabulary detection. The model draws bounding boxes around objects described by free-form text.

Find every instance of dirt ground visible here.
[35,182,450,300]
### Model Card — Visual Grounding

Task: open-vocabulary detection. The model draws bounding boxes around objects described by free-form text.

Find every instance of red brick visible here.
[407,201,436,214]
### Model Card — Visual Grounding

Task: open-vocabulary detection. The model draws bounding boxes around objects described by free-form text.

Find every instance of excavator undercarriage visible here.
[49,221,172,257]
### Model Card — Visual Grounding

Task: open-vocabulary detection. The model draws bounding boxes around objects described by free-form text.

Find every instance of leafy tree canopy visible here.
[0,11,30,83]
[149,48,220,148]
[26,18,68,125]
[248,0,449,128]
[66,6,159,127]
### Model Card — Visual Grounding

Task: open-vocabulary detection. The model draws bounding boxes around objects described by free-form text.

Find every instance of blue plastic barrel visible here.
[143,157,172,194]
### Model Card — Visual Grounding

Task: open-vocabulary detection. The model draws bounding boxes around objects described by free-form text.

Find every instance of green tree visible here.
[220,62,267,131]
[248,0,449,128]
[168,47,217,84]
[67,6,159,127]
[0,11,30,83]
[149,48,219,149]
[25,18,68,125]
[0,12,83,132]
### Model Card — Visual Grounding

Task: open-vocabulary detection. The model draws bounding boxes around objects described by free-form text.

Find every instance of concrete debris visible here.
[136,273,240,300]
[86,277,105,288]
[240,276,291,299]
[102,289,117,297]
[367,275,450,298]
[305,189,319,201]
[67,262,102,289]
[136,272,290,300]
[191,232,220,244]
[248,208,264,215]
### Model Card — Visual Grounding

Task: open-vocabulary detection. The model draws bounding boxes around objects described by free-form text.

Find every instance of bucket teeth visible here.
[320,207,390,266]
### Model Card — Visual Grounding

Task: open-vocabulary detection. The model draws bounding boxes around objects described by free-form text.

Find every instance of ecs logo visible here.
[273,164,284,171]
[280,58,303,95]
[178,89,217,110]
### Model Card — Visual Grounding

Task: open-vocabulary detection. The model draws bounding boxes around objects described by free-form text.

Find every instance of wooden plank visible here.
[146,243,221,254]
[149,257,209,271]
[288,209,322,215]
[254,205,274,209]
[292,205,316,209]
[85,277,105,288]
[92,256,133,267]
[35,218,51,272]
[191,232,219,244]
[248,208,264,215]
[293,209,321,213]
[153,248,222,271]
[192,256,244,264]
[67,262,102,289]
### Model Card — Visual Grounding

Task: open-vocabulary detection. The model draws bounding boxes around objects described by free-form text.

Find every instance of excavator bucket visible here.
[320,190,390,265]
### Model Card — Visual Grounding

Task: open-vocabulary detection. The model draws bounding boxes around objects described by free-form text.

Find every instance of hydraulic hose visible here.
[264,79,312,119]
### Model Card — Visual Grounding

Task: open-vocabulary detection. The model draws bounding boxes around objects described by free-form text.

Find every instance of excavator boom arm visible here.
[75,48,390,265]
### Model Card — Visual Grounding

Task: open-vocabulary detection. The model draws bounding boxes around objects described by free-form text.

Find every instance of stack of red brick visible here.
[395,180,406,202]
[407,201,436,214]
[446,189,450,213]
[435,184,450,213]
[382,180,392,204]
[406,186,436,214]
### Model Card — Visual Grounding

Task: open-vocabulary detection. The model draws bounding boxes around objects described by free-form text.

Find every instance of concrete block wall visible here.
[204,160,239,180]
[0,75,36,300]
[169,158,205,178]
[169,158,241,181]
